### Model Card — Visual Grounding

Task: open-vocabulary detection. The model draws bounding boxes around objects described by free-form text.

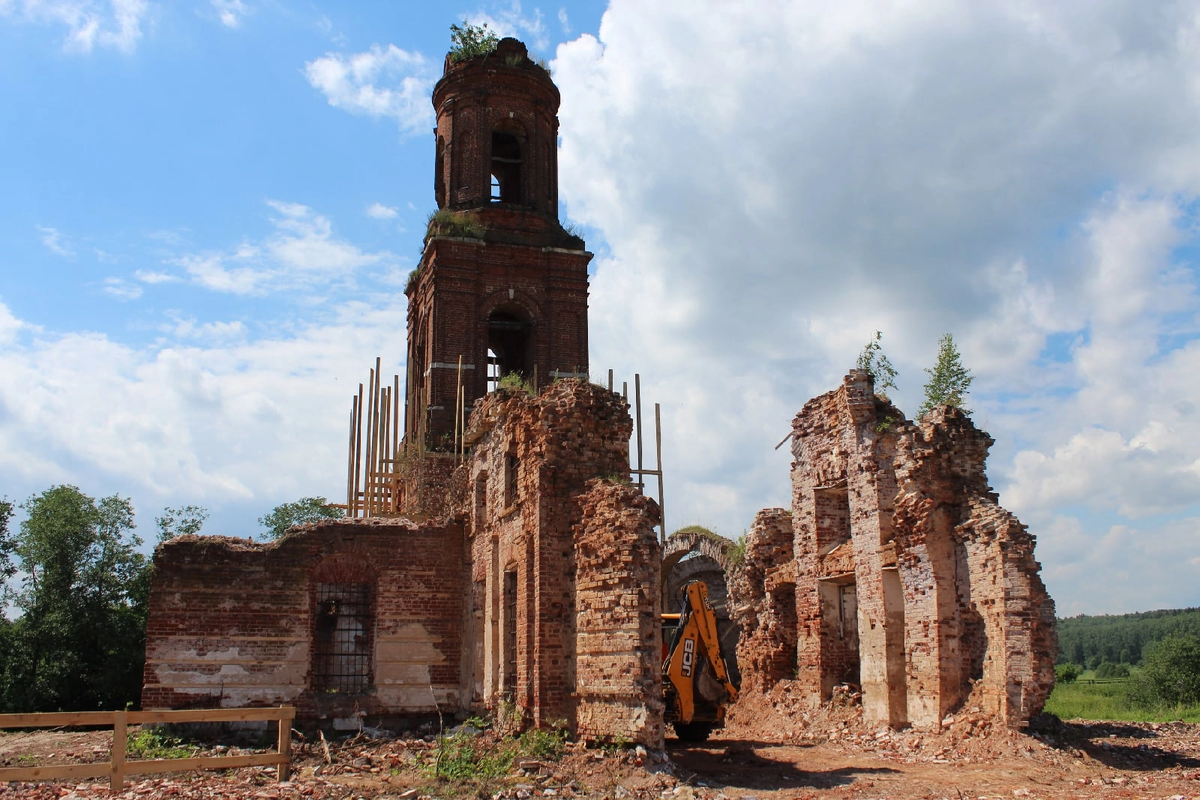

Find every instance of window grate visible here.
[313,583,372,694]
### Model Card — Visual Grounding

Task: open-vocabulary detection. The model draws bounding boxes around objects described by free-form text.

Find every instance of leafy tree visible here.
[856,330,898,398]
[258,497,342,540]
[919,333,973,417]
[0,485,148,712]
[0,498,14,599]
[449,21,499,62]
[155,504,209,543]
[1128,634,1200,709]
[1055,663,1080,684]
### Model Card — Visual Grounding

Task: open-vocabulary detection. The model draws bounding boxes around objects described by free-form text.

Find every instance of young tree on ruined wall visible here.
[856,330,898,399]
[0,486,150,712]
[919,333,973,417]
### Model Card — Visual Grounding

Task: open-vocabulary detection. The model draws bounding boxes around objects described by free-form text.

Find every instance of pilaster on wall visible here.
[574,480,663,747]
[740,370,1056,733]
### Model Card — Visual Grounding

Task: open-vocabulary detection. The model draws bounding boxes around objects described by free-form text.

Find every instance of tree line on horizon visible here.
[0,486,340,713]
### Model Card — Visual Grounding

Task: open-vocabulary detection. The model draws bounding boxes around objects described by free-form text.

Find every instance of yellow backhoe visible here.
[661,580,739,741]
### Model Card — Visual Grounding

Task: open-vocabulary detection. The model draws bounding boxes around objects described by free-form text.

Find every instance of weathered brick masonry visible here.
[141,39,664,745]
[142,519,465,728]
[464,380,663,746]
[730,370,1056,731]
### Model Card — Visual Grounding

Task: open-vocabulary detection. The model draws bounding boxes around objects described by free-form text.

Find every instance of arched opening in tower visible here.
[491,129,522,204]
[486,307,531,391]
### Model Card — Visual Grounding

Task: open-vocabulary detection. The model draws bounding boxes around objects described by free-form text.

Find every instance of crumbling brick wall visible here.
[463,378,663,741]
[142,518,466,728]
[573,480,663,747]
[730,370,1056,731]
[728,508,794,695]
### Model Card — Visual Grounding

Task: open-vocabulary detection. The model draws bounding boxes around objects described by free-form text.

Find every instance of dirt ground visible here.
[3,713,1200,800]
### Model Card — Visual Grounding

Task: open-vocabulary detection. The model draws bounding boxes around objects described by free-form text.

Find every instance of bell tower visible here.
[405,37,592,448]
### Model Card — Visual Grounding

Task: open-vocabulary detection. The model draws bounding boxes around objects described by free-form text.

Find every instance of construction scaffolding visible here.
[341,357,665,532]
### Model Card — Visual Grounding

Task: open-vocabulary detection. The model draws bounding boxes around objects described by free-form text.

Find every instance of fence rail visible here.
[0,705,294,791]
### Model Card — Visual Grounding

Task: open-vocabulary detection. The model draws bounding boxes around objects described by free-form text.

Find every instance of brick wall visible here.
[573,480,663,747]
[730,370,1056,731]
[142,517,466,728]
[463,379,662,741]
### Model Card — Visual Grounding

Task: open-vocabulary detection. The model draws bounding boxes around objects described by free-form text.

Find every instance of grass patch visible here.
[1046,677,1200,723]
[425,719,567,791]
[126,728,195,760]
[426,209,486,242]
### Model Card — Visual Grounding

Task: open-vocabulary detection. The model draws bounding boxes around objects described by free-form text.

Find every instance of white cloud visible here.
[1,0,147,53]
[0,300,23,345]
[305,44,436,137]
[557,8,569,36]
[550,0,1200,612]
[152,201,389,295]
[209,0,245,28]
[467,1,549,53]
[0,296,406,508]
[133,269,180,284]
[37,225,75,257]
[366,202,398,220]
[102,276,142,300]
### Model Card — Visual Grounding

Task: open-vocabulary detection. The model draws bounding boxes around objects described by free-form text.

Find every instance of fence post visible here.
[111,710,127,792]
[277,707,291,782]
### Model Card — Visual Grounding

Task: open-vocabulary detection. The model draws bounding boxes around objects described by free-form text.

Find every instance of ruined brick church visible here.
[142,38,665,746]
[140,36,1055,745]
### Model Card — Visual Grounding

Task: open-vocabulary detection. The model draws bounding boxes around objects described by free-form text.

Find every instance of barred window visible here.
[313,583,372,694]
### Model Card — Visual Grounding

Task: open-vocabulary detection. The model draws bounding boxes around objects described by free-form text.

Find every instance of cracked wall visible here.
[464,378,663,747]
[730,370,1056,730]
[142,518,466,728]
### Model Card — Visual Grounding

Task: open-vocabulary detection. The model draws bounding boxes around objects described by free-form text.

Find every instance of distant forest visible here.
[1058,607,1200,667]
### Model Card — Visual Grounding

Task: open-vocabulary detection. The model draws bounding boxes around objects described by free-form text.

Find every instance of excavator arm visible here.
[662,581,739,732]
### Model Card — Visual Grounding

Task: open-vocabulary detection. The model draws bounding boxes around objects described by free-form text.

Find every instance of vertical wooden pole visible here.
[277,708,292,782]
[111,710,126,792]
[393,374,401,513]
[352,383,364,517]
[608,368,613,392]
[456,355,463,459]
[655,402,665,545]
[635,374,644,490]
[346,396,358,513]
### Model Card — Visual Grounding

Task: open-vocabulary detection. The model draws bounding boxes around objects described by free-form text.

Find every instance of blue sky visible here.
[4,0,1200,615]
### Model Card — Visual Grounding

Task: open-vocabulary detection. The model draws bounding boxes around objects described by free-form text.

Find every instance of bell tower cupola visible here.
[404,37,592,449]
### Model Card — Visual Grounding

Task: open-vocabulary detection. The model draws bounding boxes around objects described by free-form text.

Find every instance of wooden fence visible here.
[0,706,294,791]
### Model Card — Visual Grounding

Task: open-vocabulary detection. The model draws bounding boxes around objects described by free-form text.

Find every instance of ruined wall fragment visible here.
[142,518,466,728]
[731,370,1056,731]
[728,508,795,695]
[573,480,663,748]
[463,378,662,742]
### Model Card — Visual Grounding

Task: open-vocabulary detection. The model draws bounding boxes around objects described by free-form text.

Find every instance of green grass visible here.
[1046,677,1200,723]
[125,728,195,760]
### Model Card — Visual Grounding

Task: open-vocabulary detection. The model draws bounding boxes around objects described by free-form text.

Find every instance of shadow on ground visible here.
[1036,719,1200,772]
[669,739,899,791]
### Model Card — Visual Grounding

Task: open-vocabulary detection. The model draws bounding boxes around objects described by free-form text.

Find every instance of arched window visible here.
[491,128,523,204]
[486,306,531,391]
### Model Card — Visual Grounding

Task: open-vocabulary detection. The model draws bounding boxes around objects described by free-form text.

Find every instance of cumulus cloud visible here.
[305,44,436,137]
[1,0,147,53]
[551,0,1200,612]
[151,201,389,295]
[0,295,405,509]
